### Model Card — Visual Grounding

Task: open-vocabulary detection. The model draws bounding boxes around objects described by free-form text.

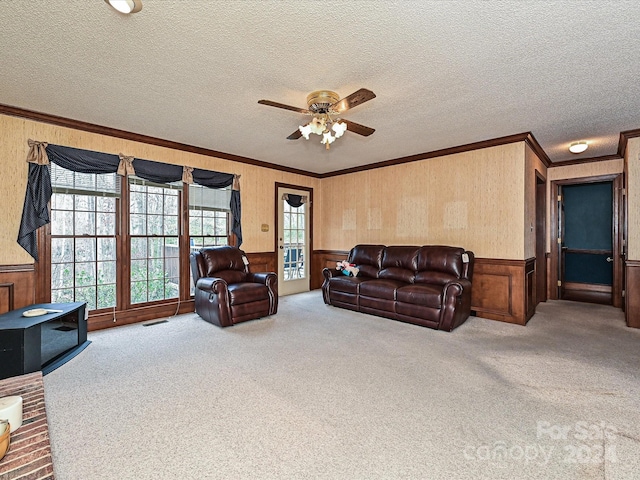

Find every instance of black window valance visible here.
[18,142,242,260]
[283,193,307,208]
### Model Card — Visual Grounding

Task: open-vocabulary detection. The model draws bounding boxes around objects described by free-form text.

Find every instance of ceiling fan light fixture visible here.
[569,141,588,154]
[259,88,375,149]
[322,132,336,144]
[308,117,326,135]
[299,124,312,140]
[332,121,347,138]
[105,0,142,14]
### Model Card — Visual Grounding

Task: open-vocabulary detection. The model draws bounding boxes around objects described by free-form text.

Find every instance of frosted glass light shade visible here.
[105,0,142,14]
[569,141,588,154]
[332,121,347,138]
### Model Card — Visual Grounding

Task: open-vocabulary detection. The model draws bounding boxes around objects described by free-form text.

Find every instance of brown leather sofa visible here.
[322,245,474,331]
[190,246,278,327]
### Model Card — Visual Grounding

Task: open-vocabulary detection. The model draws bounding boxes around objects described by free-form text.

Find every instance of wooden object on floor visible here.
[0,372,55,479]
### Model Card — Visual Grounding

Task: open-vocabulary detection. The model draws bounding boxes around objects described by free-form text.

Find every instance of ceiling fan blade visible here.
[258,99,310,114]
[331,88,376,113]
[287,129,303,140]
[342,119,375,137]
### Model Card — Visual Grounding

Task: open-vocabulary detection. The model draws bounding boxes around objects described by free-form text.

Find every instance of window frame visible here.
[38,170,233,323]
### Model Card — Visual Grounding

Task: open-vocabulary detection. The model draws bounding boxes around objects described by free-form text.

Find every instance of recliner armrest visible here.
[245,272,278,315]
[246,272,277,285]
[195,277,228,293]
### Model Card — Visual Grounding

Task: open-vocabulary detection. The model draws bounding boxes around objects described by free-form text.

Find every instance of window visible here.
[48,164,232,315]
[50,163,120,311]
[129,177,181,304]
[188,184,231,294]
[283,201,305,280]
[188,184,231,249]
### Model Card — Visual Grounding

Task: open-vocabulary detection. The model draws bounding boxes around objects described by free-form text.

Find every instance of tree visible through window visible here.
[129,178,180,304]
[48,165,232,313]
[188,184,231,294]
[50,164,119,310]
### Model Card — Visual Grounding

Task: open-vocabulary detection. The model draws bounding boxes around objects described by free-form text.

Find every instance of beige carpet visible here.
[43,292,640,479]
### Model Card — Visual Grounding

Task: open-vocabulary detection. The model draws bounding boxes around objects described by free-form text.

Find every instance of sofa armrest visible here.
[443,278,471,298]
[321,268,341,304]
[439,278,473,332]
[322,267,342,280]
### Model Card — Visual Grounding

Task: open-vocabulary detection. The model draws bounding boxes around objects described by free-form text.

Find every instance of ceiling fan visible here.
[258,88,376,149]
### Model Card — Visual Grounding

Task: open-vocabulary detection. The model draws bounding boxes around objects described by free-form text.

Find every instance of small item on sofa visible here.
[336,260,360,277]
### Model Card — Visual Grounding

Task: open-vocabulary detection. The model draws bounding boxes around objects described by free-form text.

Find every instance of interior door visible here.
[559,181,613,304]
[277,186,310,296]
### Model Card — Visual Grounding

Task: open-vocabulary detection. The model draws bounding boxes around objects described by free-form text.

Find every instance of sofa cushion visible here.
[360,279,406,300]
[378,246,419,283]
[349,244,384,278]
[328,276,369,294]
[415,246,464,285]
[396,284,443,309]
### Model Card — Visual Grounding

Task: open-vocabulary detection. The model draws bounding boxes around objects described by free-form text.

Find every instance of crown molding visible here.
[548,154,622,168]
[0,103,321,178]
[319,132,548,178]
[9,103,633,179]
[618,128,640,158]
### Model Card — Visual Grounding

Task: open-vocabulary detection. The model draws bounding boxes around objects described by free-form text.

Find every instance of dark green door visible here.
[560,181,613,304]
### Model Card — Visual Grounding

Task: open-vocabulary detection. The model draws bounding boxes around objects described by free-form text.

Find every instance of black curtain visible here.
[46,144,120,173]
[230,190,242,247]
[285,194,304,208]
[17,163,53,260]
[18,144,242,259]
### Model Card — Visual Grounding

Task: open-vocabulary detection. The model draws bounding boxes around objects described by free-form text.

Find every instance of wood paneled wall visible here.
[0,264,35,314]
[471,258,536,325]
[311,250,349,290]
[625,261,640,328]
[246,252,277,274]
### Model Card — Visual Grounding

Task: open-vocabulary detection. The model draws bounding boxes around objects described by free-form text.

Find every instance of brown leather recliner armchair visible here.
[190,246,278,327]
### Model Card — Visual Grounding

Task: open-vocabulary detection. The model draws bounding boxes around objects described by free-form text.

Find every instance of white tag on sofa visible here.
[462,253,469,263]
[242,255,249,266]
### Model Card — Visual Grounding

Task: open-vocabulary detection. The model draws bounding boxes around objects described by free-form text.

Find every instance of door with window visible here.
[277,185,311,296]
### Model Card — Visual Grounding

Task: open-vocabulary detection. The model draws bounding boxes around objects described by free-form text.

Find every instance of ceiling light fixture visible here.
[299,114,347,150]
[298,91,347,150]
[569,141,588,154]
[104,0,142,14]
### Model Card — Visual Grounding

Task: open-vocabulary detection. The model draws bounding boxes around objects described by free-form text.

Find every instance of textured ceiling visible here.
[2,1,640,174]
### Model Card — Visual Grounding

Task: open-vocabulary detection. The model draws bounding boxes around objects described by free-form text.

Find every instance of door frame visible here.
[550,173,623,307]
[274,182,313,294]
[535,171,547,304]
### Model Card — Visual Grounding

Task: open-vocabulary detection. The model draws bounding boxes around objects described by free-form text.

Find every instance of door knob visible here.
[606,257,613,262]
[279,246,283,249]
